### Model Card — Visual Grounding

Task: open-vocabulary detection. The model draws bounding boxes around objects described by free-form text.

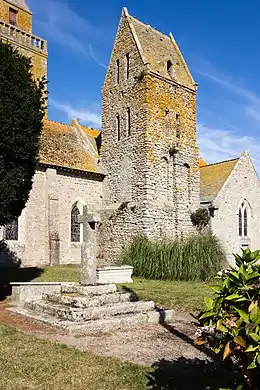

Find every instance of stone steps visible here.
[43,291,132,308]
[12,282,176,335]
[25,299,155,322]
[60,283,117,296]
[10,306,176,336]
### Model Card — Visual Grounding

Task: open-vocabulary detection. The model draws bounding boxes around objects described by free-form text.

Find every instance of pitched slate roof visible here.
[6,0,31,13]
[200,158,239,203]
[127,11,195,88]
[39,119,101,173]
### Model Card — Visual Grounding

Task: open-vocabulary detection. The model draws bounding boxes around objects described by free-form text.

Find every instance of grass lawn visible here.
[0,325,148,390]
[29,265,212,313]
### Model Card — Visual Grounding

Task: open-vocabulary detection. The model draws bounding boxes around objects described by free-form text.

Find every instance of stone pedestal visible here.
[81,206,101,285]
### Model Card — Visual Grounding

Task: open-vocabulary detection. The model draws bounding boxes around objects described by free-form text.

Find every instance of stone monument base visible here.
[9,282,175,335]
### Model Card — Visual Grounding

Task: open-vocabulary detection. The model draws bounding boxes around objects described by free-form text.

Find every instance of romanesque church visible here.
[1,0,259,267]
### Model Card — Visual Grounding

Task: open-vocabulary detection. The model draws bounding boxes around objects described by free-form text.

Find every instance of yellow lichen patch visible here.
[199,157,207,167]
[200,158,239,202]
[39,120,100,173]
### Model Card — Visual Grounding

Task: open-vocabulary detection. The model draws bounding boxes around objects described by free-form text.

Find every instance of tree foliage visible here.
[0,42,46,225]
[195,249,260,388]
[191,208,210,232]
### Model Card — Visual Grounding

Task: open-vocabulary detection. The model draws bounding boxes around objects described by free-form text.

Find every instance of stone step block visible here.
[25,300,155,322]
[60,283,117,296]
[43,291,132,308]
[9,307,176,336]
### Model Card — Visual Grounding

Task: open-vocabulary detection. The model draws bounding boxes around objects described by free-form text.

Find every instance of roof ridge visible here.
[200,157,239,168]
[44,119,70,127]
[129,15,170,40]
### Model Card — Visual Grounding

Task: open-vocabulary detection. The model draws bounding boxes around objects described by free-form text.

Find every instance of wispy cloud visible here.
[197,122,260,173]
[194,56,260,131]
[50,99,101,128]
[28,0,106,67]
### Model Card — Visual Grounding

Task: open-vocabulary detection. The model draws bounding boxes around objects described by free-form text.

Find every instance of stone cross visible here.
[80,206,101,286]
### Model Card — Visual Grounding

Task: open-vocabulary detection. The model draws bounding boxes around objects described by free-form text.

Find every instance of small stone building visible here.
[200,152,260,265]
[1,3,260,267]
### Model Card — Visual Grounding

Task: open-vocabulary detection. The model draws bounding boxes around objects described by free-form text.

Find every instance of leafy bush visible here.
[121,234,226,281]
[191,208,211,232]
[195,248,260,388]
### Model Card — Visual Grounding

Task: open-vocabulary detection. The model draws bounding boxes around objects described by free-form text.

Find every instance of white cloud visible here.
[28,0,106,67]
[50,99,101,128]
[193,57,260,127]
[197,123,260,174]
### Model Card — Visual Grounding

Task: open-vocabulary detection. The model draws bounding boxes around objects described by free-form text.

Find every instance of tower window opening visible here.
[126,53,130,79]
[117,114,120,141]
[127,107,131,136]
[167,60,173,77]
[9,8,18,26]
[116,59,120,84]
[176,114,180,138]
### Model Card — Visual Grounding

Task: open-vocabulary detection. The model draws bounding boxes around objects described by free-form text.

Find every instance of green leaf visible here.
[248,361,257,369]
[209,285,222,294]
[204,297,214,310]
[249,332,260,342]
[245,345,259,352]
[235,308,249,323]
[199,311,215,320]
[225,293,242,301]
[250,306,260,324]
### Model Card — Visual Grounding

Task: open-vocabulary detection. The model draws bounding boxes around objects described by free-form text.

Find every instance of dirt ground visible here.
[0,302,207,366]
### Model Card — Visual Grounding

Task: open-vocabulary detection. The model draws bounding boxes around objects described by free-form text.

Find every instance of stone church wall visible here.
[211,153,260,266]
[0,167,103,267]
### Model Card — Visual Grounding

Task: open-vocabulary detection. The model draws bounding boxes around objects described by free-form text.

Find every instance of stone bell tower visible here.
[0,0,48,83]
[100,8,200,263]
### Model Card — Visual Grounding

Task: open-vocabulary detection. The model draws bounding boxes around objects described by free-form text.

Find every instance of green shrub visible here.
[195,248,260,388]
[121,234,226,281]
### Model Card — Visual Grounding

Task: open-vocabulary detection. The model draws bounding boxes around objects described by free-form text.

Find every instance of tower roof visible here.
[124,8,195,88]
[6,0,31,13]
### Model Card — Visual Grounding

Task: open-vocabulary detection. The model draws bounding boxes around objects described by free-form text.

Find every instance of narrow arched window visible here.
[4,218,18,241]
[238,201,250,237]
[71,205,80,242]
[116,114,120,141]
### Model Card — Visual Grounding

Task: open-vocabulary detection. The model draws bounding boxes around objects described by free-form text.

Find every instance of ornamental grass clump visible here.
[195,248,260,388]
[121,234,226,281]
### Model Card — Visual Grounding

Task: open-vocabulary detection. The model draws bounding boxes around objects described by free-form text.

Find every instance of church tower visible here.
[0,0,48,83]
[100,8,200,263]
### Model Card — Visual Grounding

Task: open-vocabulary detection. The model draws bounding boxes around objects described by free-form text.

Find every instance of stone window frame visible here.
[167,60,174,78]
[116,114,120,141]
[238,199,251,238]
[116,59,120,84]
[3,217,19,241]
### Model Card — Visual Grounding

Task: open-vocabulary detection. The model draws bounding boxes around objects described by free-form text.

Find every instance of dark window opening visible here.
[244,208,248,237]
[117,115,120,141]
[126,53,130,79]
[116,59,120,84]
[9,8,18,26]
[127,107,131,136]
[176,114,180,138]
[167,60,173,77]
[71,205,80,242]
[239,208,242,237]
[4,218,18,241]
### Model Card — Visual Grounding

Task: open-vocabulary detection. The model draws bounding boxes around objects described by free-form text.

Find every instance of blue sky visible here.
[27,0,260,172]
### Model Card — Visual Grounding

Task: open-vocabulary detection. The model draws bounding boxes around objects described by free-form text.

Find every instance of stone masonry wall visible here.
[100,10,200,264]
[0,167,103,267]
[211,153,260,266]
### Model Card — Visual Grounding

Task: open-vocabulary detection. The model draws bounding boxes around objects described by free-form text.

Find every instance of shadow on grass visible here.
[0,240,43,300]
[146,357,248,389]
